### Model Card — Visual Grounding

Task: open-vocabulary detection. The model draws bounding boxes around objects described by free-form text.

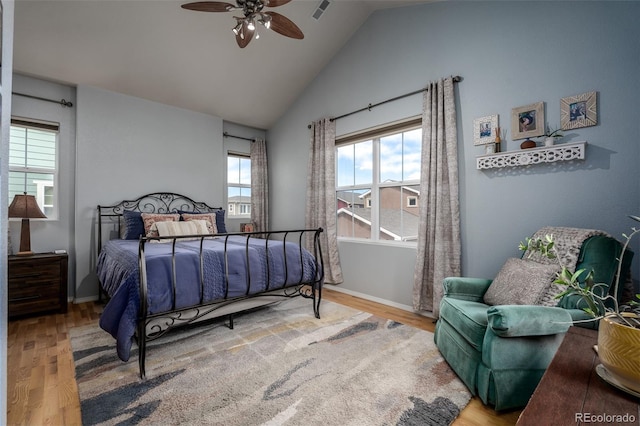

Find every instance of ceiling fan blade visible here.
[264,0,292,7]
[265,11,304,39]
[181,1,236,12]
[236,23,254,48]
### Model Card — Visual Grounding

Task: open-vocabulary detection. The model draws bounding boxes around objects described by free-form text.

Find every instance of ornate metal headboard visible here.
[97,192,222,249]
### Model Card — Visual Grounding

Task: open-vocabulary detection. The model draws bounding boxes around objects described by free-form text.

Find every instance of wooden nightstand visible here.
[8,252,68,319]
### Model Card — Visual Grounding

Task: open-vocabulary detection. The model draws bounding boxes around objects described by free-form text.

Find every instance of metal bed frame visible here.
[97,192,324,378]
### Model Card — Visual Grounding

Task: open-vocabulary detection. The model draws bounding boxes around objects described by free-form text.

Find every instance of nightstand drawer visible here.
[9,260,61,283]
[8,253,68,319]
[8,289,62,317]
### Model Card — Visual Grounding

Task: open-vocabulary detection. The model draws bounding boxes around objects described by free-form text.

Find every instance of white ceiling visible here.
[13,0,432,129]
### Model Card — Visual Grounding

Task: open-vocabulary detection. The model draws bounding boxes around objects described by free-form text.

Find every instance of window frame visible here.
[8,117,60,220]
[335,117,422,245]
[226,151,252,219]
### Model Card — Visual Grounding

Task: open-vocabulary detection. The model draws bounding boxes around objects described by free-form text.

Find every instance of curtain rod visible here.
[13,92,74,108]
[223,131,256,142]
[307,75,462,128]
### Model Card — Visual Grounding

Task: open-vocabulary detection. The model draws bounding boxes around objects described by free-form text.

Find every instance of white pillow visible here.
[153,219,212,241]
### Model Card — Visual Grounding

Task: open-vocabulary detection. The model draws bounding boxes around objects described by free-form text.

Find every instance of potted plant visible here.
[519,215,640,395]
[542,125,564,147]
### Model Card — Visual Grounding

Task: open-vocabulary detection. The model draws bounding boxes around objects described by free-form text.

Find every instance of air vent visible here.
[312,0,331,20]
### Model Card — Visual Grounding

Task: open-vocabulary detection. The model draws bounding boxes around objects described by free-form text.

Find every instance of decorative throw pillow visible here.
[154,220,211,240]
[122,210,145,240]
[141,213,180,238]
[178,210,227,233]
[483,258,561,306]
[214,210,227,234]
[181,213,218,234]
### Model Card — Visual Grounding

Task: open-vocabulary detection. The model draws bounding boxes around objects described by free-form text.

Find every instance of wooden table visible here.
[517,326,639,425]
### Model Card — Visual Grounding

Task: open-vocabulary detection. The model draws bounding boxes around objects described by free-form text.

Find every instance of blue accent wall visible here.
[268,1,640,308]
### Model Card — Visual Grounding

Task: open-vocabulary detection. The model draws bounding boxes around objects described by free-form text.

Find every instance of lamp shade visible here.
[8,193,47,219]
[8,193,46,256]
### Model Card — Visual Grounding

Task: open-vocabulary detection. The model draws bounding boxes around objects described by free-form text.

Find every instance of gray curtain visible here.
[413,77,461,316]
[305,118,343,284]
[250,137,269,232]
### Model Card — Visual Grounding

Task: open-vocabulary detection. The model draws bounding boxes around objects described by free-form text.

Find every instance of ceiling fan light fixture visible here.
[232,21,242,35]
[182,0,303,48]
[259,13,272,29]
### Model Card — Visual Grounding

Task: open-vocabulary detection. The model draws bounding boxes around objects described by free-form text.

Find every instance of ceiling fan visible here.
[181,0,304,48]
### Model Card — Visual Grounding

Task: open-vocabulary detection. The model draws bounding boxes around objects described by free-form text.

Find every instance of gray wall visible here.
[74,85,225,301]
[268,1,640,309]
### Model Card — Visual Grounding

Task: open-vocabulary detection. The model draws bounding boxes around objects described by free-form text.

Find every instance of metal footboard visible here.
[136,228,324,379]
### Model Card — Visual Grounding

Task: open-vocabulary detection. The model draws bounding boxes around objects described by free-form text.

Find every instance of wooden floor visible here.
[6,289,522,425]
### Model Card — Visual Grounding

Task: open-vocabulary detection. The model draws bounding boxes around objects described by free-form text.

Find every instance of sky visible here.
[337,128,421,187]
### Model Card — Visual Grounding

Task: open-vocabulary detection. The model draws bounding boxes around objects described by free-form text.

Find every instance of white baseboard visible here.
[324,284,434,318]
[72,295,100,304]
[71,287,436,319]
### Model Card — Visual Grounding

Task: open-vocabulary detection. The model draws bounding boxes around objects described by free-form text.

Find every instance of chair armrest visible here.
[442,277,493,302]
[487,305,573,337]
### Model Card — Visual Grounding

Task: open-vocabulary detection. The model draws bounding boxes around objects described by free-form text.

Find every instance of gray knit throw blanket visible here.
[524,226,610,271]
[524,226,634,304]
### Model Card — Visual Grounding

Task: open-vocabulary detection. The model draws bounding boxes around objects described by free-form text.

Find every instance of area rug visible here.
[71,298,471,425]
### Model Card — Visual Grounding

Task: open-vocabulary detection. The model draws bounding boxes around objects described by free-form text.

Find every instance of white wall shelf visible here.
[476,141,587,170]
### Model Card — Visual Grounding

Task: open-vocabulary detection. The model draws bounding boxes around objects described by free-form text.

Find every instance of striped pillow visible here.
[181,213,218,234]
[141,213,180,238]
[154,220,211,240]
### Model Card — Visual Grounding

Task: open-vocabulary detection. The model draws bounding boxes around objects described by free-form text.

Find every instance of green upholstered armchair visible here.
[434,231,633,411]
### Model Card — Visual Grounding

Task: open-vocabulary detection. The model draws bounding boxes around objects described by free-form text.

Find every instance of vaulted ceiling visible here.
[14,0,433,129]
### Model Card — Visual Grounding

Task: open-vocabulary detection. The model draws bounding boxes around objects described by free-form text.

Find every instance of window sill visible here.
[337,237,418,249]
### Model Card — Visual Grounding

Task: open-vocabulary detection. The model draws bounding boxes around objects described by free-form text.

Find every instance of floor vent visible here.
[312,0,331,20]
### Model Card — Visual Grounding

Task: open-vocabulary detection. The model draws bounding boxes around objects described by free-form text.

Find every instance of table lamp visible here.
[8,192,47,256]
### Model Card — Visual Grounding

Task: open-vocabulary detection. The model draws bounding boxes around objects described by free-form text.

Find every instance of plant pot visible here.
[544,137,555,147]
[597,313,640,394]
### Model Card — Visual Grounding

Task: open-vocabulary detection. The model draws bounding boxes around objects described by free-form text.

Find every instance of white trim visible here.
[324,284,434,319]
[73,295,100,304]
[336,114,421,142]
[337,236,417,248]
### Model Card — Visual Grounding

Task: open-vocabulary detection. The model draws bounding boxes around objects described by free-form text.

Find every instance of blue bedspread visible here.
[97,236,319,361]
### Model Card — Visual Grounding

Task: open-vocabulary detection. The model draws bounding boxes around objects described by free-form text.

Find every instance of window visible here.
[9,118,59,218]
[227,153,251,218]
[336,119,421,242]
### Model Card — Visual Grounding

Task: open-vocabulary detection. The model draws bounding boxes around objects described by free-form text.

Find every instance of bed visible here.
[96,192,324,378]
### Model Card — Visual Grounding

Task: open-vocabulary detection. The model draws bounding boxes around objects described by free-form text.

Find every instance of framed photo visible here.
[473,114,498,146]
[511,102,545,140]
[240,223,254,232]
[561,91,597,130]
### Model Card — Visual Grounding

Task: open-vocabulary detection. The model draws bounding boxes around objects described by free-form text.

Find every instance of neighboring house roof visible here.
[338,206,420,241]
[336,191,366,207]
[359,185,421,199]
[228,196,251,203]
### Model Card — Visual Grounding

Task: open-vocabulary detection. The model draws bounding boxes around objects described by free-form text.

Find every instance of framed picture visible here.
[561,91,597,130]
[511,102,545,140]
[473,114,498,146]
[240,223,254,232]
